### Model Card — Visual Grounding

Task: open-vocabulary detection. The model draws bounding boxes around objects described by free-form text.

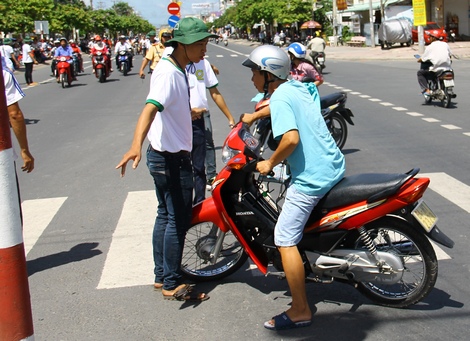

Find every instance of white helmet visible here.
[287,42,307,59]
[242,45,290,80]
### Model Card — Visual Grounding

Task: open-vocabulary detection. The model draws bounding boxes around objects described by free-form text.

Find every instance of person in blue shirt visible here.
[53,38,76,81]
[242,45,346,331]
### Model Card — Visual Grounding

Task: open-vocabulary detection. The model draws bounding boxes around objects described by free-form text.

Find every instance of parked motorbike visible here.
[92,51,109,83]
[252,90,354,152]
[416,54,456,108]
[117,50,130,75]
[55,56,73,88]
[182,122,454,308]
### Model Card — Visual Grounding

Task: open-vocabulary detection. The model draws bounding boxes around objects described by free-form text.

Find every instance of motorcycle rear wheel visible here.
[329,112,348,150]
[354,217,438,308]
[442,88,451,108]
[181,221,248,282]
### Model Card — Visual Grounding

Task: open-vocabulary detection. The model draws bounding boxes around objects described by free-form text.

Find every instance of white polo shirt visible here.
[146,57,192,153]
[187,59,218,110]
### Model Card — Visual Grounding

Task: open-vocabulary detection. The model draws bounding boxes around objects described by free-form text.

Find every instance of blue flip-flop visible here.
[264,312,312,330]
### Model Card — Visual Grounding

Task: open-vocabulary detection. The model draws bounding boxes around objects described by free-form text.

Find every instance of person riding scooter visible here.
[114,35,133,70]
[417,33,452,97]
[53,38,76,81]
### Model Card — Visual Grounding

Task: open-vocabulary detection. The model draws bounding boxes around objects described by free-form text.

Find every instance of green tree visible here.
[0,0,54,34]
[49,3,91,38]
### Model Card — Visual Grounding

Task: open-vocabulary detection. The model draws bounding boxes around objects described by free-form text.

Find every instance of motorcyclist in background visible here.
[307,31,326,63]
[114,35,133,70]
[417,33,452,96]
[53,37,76,81]
[69,40,84,72]
[90,35,113,73]
[287,42,323,87]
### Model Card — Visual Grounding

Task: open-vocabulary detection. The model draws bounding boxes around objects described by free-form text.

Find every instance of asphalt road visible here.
[12,42,470,340]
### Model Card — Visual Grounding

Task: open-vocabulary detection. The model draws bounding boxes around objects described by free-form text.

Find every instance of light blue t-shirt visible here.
[270,79,346,196]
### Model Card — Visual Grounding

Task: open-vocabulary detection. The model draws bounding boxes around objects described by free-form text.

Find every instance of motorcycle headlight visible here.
[221,145,240,164]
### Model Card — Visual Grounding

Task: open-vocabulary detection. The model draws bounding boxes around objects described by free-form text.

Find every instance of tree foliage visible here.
[0,0,154,38]
[214,0,333,33]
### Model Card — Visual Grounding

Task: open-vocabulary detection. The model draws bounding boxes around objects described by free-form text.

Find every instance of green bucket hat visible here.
[147,30,156,36]
[2,38,13,45]
[23,38,33,43]
[165,17,218,46]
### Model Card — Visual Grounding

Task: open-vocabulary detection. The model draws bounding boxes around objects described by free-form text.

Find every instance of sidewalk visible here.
[232,39,470,60]
[326,41,470,60]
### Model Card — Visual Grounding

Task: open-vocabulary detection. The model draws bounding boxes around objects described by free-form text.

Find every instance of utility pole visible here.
[369,0,376,47]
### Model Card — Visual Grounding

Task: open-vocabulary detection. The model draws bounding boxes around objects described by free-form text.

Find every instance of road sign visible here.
[168,15,180,28]
[167,3,180,15]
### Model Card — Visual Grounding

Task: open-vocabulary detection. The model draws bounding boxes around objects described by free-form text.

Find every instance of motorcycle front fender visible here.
[191,198,230,233]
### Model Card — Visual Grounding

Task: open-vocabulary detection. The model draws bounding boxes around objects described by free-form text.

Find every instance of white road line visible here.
[369,98,381,102]
[441,124,461,130]
[342,89,352,92]
[216,54,224,57]
[22,197,68,256]
[350,92,361,95]
[380,102,394,106]
[463,132,470,137]
[422,118,441,123]
[97,191,155,289]
[230,54,238,57]
[392,107,408,111]
[360,95,371,98]
[421,172,470,214]
[407,112,424,117]
[334,86,344,89]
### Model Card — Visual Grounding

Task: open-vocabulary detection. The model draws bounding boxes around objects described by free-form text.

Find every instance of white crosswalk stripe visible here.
[23,197,67,256]
[21,173,461,288]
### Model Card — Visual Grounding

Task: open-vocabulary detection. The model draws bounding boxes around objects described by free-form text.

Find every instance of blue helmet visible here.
[287,42,307,59]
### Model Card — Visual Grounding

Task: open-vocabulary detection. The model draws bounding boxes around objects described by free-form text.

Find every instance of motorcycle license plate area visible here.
[412,201,438,233]
[318,57,324,62]
[444,79,455,87]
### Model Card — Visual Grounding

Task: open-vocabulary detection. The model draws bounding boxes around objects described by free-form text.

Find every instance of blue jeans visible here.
[203,111,217,180]
[146,146,193,290]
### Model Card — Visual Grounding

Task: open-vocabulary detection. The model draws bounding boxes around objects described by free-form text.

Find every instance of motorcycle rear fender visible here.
[386,213,454,248]
[337,108,355,125]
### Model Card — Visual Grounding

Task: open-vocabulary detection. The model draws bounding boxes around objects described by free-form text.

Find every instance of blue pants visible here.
[203,111,217,181]
[146,146,193,290]
[192,126,206,205]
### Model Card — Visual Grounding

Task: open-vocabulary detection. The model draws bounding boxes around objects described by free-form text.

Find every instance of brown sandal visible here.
[162,284,208,301]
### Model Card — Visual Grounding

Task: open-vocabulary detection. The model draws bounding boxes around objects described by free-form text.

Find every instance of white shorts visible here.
[274,185,323,247]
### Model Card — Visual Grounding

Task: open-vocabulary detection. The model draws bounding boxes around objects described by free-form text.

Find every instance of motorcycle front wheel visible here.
[329,112,348,150]
[181,221,248,282]
[60,73,65,89]
[354,217,438,308]
[97,68,105,83]
[123,63,128,76]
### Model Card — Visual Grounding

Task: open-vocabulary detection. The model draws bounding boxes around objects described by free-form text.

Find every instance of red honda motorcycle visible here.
[92,51,110,83]
[182,122,454,308]
[55,56,73,88]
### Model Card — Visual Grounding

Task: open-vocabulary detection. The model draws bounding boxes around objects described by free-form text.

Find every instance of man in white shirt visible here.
[187,58,235,203]
[1,39,20,71]
[114,35,133,69]
[417,33,452,95]
[116,17,218,302]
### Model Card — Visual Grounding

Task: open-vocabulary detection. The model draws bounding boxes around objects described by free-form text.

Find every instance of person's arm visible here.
[7,102,34,173]
[257,129,299,175]
[28,47,38,64]
[240,104,270,126]
[115,103,158,177]
[208,87,235,126]
[9,52,20,69]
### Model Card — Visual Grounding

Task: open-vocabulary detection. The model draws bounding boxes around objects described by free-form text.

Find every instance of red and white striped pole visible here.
[0,60,34,339]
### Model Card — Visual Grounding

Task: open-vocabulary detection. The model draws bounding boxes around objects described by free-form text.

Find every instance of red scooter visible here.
[55,56,73,88]
[92,51,110,83]
[182,122,454,308]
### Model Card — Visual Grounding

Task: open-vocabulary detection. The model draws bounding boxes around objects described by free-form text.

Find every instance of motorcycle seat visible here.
[320,92,346,108]
[319,168,419,209]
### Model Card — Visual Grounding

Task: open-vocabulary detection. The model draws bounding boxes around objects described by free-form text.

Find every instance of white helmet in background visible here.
[287,42,307,59]
[242,45,290,80]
